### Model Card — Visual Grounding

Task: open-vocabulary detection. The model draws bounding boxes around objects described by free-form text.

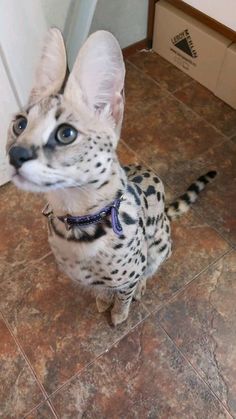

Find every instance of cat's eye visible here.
[12,116,27,136]
[55,124,78,145]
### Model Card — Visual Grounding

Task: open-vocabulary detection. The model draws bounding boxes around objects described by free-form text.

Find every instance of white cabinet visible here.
[0,57,18,185]
[0,0,47,104]
[0,0,47,185]
[0,0,97,185]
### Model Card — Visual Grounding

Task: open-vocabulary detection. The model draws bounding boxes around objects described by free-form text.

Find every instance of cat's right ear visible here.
[28,28,67,105]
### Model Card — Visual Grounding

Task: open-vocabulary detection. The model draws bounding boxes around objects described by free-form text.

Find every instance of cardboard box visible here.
[215,43,236,109]
[153,0,231,92]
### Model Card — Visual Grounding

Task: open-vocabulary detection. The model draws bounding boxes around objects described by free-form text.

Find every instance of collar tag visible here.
[111,206,123,235]
[42,203,53,217]
[64,216,72,231]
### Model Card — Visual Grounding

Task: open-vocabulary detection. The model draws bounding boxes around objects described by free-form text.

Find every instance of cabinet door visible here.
[0,0,98,185]
[0,0,47,185]
[0,0,47,105]
[0,57,18,185]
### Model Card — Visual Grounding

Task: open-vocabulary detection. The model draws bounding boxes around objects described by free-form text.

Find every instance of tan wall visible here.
[89,0,148,49]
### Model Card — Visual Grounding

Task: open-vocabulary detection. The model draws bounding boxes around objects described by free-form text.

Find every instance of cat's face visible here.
[7,94,117,192]
[7,29,125,192]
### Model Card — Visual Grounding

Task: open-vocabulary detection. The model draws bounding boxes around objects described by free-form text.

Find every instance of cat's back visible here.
[124,164,165,214]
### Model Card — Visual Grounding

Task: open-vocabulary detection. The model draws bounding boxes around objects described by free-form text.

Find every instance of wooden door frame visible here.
[147,0,158,48]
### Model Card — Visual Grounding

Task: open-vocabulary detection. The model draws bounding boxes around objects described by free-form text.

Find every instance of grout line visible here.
[159,323,234,418]
[121,135,224,221]
[126,59,169,96]
[45,399,60,419]
[171,92,236,141]
[126,59,167,91]
[120,139,175,192]
[1,252,54,327]
[2,309,60,419]
[46,399,60,419]
[123,60,236,210]
[31,250,234,406]
[122,63,235,414]
[44,310,150,402]
[24,401,58,419]
[168,90,231,141]
[123,116,236,249]
[0,311,50,416]
[1,298,150,415]
[191,206,235,250]
[122,125,234,250]
[35,251,53,262]
[170,79,195,94]
[120,139,234,251]
[228,133,236,142]
[145,248,233,316]
[126,57,194,96]
[4,250,53,275]
[127,55,236,142]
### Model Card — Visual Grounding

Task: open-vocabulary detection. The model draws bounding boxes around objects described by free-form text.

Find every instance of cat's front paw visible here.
[133,278,146,301]
[96,296,112,313]
[111,308,129,326]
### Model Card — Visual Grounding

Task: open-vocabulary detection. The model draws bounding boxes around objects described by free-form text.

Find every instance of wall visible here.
[89,0,148,48]
[183,0,236,31]
[65,0,98,69]
[41,0,71,31]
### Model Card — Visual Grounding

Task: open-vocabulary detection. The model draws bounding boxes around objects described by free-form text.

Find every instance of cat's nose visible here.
[9,146,37,169]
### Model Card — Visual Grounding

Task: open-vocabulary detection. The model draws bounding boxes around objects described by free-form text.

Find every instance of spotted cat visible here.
[7,29,216,325]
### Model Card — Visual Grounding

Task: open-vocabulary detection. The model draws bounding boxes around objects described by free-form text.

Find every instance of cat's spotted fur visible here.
[7,29,216,325]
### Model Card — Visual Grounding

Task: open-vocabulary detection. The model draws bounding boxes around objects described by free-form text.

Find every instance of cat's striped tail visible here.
[165,171,217,221]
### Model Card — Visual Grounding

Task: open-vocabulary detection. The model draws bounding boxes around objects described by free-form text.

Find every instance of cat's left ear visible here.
[65,31,125,134]
[28,28,67,105]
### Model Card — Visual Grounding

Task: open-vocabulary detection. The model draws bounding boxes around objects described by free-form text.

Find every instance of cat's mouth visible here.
[11,166,67,192]
[10,163,49,192]
[12,170,42,191]
[12,171,27,182]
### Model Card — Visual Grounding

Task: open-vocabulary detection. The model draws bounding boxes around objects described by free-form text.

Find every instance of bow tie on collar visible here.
[42,196,125,236]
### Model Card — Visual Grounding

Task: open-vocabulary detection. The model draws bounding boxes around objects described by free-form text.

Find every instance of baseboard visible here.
[0,159,10,186]
[122,39,149,58]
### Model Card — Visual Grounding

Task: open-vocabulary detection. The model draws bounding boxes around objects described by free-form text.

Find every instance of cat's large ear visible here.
[65,31,125,133]
[28,28,67,105]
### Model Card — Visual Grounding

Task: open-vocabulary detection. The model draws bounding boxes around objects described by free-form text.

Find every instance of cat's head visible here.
[7,29,125,192]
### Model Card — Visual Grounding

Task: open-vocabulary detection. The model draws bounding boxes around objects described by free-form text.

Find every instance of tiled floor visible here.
[1,51,236,418]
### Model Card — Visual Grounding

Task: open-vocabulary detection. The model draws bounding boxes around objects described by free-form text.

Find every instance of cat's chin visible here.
[12,172,44,192]
[12,172,68,193]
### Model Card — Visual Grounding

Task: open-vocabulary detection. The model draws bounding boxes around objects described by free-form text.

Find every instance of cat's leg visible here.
[96,289,114,313]
[111,283,138,326]
[133,277,147,301]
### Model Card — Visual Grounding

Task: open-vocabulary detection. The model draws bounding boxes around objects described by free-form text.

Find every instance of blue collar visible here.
[42,196,124,236]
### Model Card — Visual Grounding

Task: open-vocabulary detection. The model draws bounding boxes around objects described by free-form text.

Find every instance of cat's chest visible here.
[48,230,104,266]
[48,224,146,287]
[49,233,103,282]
